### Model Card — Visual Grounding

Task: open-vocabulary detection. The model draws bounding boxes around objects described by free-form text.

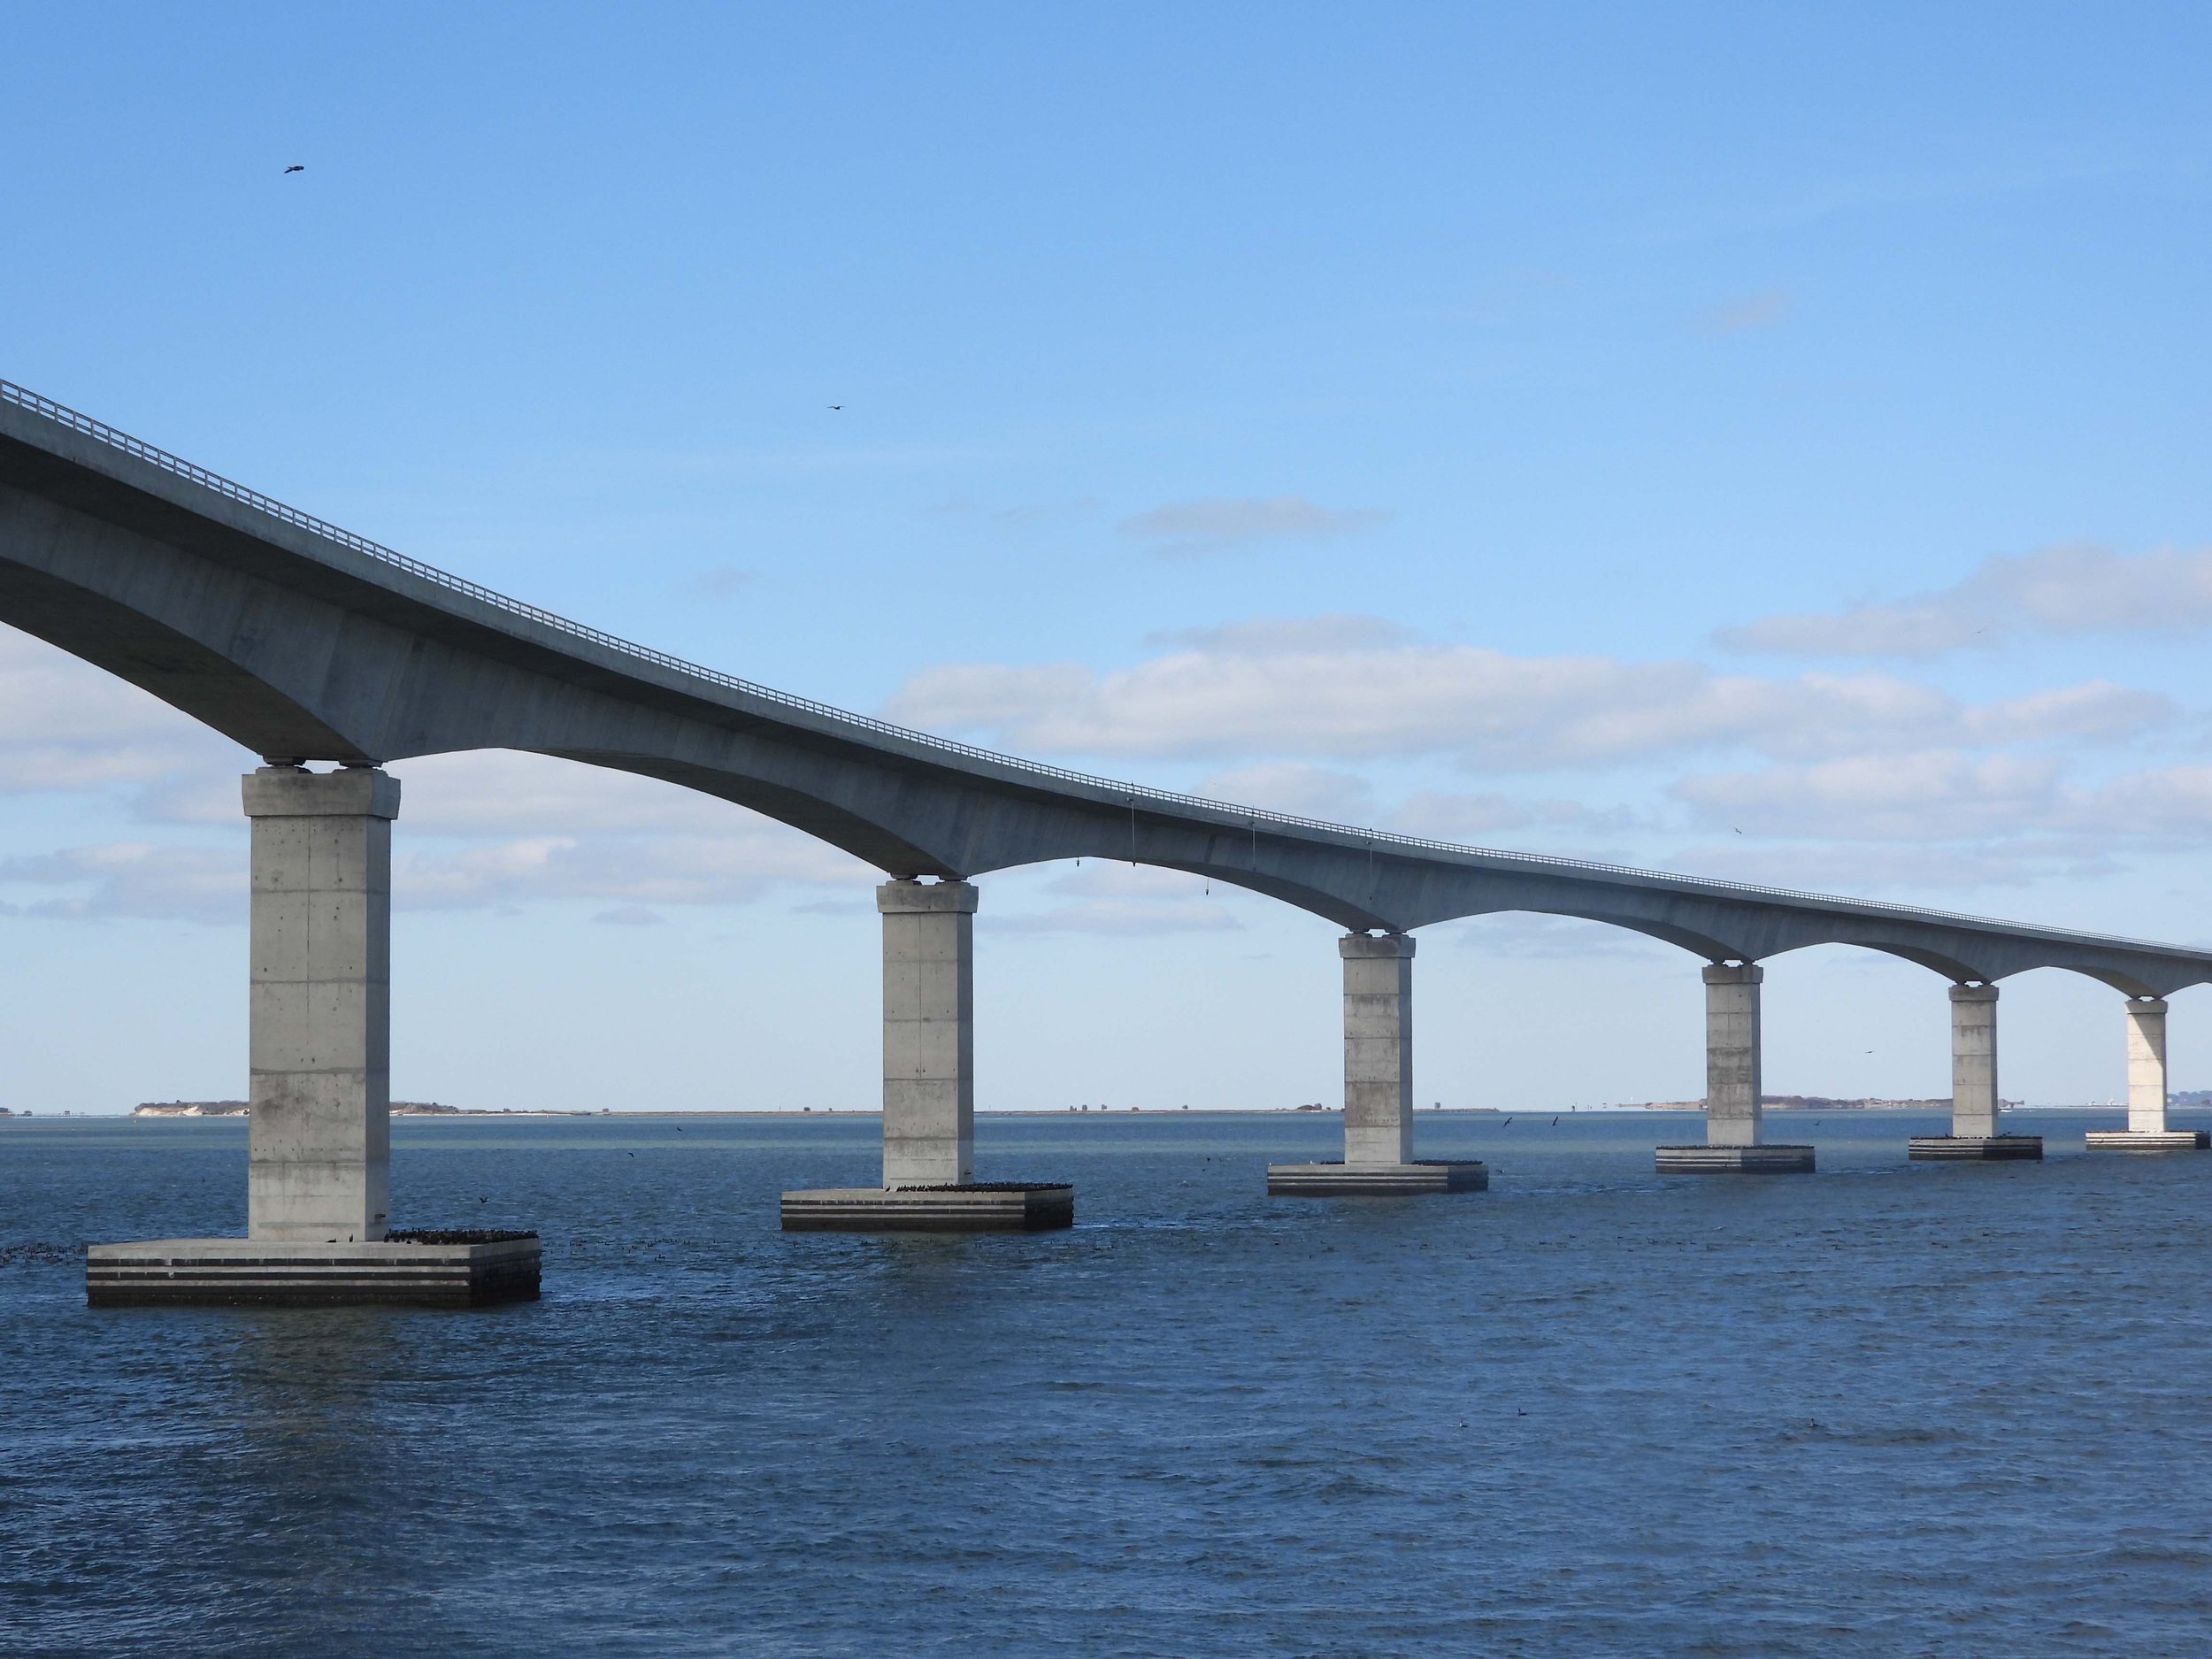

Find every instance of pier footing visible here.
[2085,1130,2210,1153]
[86,1232,541,1308]
[1264,1160,1489,1195]
[1909,1135,2045,1161]
[780,1183,1074,1232]
[1655,1145,1815,1173]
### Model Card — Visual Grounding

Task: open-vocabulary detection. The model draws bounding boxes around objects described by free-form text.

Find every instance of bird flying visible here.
[826,404,842,411]
[283,165,304,174]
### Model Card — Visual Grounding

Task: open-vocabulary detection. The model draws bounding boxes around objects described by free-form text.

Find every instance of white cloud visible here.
[388,751,757,838]
[1673,751,2065,841]
[1436,911,1672,960]
[1389,790,1640,841]
[2089,765,2212,835]
[1663,839,2121,897]
[1194,763,1375,821]
[393,831,868,911]
[994,861,1242,935]
[0,843,245,923]
[0,625,242,795]
[994,900,1242,936]
[0,824,874,925]
[1117,495,1389,557]
[1718,543,2212,658]
[882,618,2170,771]
[679,565,760,601]
[1671,753,2212,856]
[1695,288,1790,334]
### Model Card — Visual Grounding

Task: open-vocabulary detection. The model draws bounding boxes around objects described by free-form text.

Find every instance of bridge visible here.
[4,380,2204,1300]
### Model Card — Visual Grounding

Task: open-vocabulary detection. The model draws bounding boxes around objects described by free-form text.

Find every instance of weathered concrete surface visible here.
[1702,964,1763,1148]
[4,382,2210,995]
[1949,983,2000,1140]
[244,764,396,1242]
[879,879,976,1187]
[1655,1145,1815,1173]
[2126,997,2170,1134]
[2085,1129,2210,1152]
[85,1234,540,1306]
[780,1185,1073,1231]
[1265,1161,1487,1194]
[1341,933,1415,1166]
[1908,1135,2044,1161]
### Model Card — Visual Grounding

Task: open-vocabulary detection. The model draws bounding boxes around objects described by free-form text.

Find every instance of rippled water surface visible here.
[7,1110,2212,1657]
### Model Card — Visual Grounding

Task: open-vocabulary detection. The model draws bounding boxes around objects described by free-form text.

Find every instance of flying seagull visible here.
[826,404,842,411]
[283,165,304,174]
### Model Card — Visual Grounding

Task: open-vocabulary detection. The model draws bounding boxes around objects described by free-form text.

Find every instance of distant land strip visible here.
[116,1095,2096,1119]
[1623,1095,2011,1112]
[131,1102,607,1118]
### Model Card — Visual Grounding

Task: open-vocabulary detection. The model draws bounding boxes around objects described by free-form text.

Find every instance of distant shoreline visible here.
[84,1102,2160,1121]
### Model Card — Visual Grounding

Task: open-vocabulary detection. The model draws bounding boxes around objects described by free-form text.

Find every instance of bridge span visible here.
[4,379,2204,1297]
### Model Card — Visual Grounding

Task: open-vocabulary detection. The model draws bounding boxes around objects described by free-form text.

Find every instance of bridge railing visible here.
[0,377,2183,956]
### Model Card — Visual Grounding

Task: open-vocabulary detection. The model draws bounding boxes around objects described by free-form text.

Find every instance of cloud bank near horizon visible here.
[1717,543,2212,658]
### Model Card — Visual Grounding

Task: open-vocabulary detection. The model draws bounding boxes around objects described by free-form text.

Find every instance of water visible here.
[5,1110,2212,1658]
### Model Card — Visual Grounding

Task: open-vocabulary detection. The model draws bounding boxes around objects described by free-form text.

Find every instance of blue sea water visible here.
[5,1109,2212,1659]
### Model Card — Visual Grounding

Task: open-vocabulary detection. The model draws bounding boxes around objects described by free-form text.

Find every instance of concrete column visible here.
[244,764,398,1242]
[879,879,976,1187]
[1342,932,1415,1167]
[2127,996,2169,1133]
[1949,983,2000,1139]
[1703,964,1763,1148]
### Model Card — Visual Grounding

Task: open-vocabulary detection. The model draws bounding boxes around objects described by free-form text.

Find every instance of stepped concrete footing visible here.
[781,1183,1074,1232]
[86,1232,541,1308]
[1656,1144,1815,1174]
[1909,1134,2045,1161]
[2085,1130,2210,1153]
[1265,1160,1489,1195]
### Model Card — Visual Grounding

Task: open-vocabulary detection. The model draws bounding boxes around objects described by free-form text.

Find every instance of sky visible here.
[3,3,2210,1114]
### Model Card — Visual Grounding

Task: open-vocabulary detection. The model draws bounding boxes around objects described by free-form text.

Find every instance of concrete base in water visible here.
[2084,1130,2211,1153]
[1264,1160,1489,1195]
[86,1232,541,1308]
[780,1183,1074,1232]
[1655,1145,1816,1173]
[1909,1135,2045,1161]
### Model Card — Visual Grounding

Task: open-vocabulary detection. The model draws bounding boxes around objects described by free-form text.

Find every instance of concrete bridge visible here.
[4,380,2205,1298]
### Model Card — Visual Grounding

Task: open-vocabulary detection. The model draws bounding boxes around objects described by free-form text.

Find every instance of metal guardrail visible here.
[0,375,2193,956]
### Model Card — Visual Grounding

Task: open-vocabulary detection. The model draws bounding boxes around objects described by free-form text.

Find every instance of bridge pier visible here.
[1658,964,1812,1172]
[87,766,540,1306]
[1267,932,1486,1194]
[2088,996,2208,1151]
[1911,984,2041,1161]
[782,879,1072,1229]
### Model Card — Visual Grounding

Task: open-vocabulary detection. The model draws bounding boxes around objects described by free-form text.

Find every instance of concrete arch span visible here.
[4,380,2209,1005]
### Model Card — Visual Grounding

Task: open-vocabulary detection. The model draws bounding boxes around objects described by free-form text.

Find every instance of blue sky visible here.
[3,4,2210,1113]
